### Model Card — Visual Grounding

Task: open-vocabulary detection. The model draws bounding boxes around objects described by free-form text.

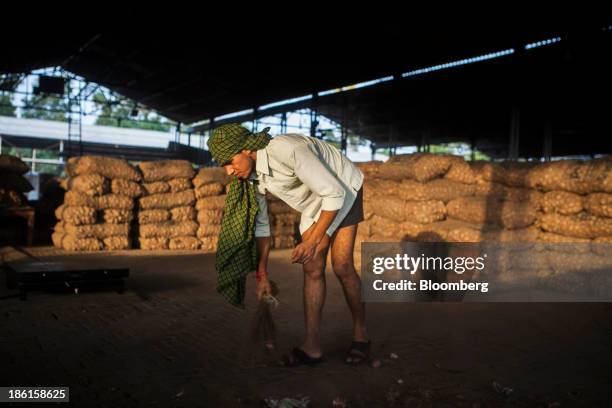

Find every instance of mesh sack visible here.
[137,160,194,182]
[195,195,227,211]
[143,181,170,195]
[583,193,612,218]
[197,209,224,224]
[139,190,195,210]
[170,206,196,222]
[53,221,65,233]
[193,167,232,187]
[65,174,108,196]
[0,154,29,174]
[199,236,219,252]
[51,231,65,248]
[447,197,538,229]
[167,178,193,193]
[525,160,589,194]
[398,179,475,203]
[57,234,103,251]
[444,158,476,184]
[111,179,143,198]
[139,220,198,238]
[538,231,591,244]
[66,156,141,181]
[499,162,536,188]
[64,190,97,207]
[539,212,612,239]
[355,161,383,178]
[471,161,506,184]
[371,196,446,223]
[363,178,401,199]
[169,236,201,250]
[97,194,134,210]
[138,209,170,224]
[575,157,612,193]
[101,209,133,224]
[369,215,400,238]
[103,236,131,250]
[376,162,415,181]
[410,154,454,182]
[197,224,222,238]
[64,223,130,238]
[541,191,584,215]
[195,182,225,199]
[474,182,542,207]
[139,237,169,250]
[57,206,97,225]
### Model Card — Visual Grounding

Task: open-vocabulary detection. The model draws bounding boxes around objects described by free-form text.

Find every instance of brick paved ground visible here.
[0,246,611,407]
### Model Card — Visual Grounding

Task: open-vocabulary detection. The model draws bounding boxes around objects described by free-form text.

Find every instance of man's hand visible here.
[256,275,272,301]
[291,238,317,264]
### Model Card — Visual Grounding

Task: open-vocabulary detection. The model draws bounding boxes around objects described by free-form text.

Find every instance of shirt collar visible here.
[254,146,271,177]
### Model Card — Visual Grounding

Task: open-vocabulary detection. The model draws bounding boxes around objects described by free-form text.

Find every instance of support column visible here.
[543,120,552,162]
[509,107,520,160]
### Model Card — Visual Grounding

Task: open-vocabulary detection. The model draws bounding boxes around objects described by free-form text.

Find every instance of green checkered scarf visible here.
[207,123,272,308]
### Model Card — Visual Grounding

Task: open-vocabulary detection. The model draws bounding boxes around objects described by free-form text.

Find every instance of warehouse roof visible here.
[2,22,610,157]
[1,23,596,125]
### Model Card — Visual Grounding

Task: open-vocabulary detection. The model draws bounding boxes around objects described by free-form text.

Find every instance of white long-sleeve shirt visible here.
[248,133,364,238]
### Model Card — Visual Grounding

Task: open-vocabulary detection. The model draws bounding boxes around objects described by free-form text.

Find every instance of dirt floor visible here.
[0,246,611,407]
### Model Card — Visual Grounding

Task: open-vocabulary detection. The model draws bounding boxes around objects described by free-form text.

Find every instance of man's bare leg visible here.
[300,228,331,358]
[330,224,367,342]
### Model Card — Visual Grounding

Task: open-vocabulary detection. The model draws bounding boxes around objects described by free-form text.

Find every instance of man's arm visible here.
[253,185,272,298]
[291,144,346,263]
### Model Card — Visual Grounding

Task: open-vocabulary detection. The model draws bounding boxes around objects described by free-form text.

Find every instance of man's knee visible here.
[332,258,355,279]
[303,248,328,279]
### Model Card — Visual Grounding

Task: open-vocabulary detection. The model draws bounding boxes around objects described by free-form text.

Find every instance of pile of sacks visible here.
[0,154,32,207]
[354,153,612,270]
[136,160,199,250]
[53,156,141,251]
[193,167,230,252]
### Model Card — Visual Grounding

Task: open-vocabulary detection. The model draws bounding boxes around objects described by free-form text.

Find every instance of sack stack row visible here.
[0,155,32,207]
[266,193,300,249]
[53,156,141,251]
[354,153,612,270]
[193,168,230,252]
[136,160,199,250]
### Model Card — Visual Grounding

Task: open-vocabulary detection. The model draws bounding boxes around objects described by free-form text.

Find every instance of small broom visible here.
[245,280,283,366]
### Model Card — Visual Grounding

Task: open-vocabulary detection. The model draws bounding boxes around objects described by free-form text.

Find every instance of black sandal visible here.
[345,340,371,365]
[285,347,323,367]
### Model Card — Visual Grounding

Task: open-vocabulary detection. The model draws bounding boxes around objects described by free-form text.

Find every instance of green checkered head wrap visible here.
[207,123,272,166]
[206,123,272,308]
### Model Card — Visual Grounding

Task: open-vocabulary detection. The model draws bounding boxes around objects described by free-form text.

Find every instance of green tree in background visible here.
[21,93,68,122]
[0,93,17,117]
[93,91,174,131]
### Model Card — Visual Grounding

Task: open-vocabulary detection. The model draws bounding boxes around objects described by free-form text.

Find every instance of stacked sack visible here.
[354,154,612,276]
[266,193,300,249]
[137,160,198,250]
[53,156,141,251]
[0,154,32,207]
[527,157,612,243]
[193,167,231,252]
